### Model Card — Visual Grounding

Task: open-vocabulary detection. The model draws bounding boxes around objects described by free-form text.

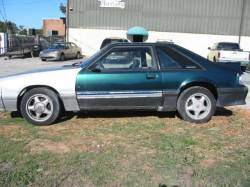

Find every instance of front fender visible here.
[0,67,81,112]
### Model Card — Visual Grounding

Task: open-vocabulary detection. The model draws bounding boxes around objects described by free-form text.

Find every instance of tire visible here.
[76,52,81,59]
[241,66,246,72]
[20,88,61,126]
[60,53,65,61]
[177,86,216,124]
[41,59,46,61]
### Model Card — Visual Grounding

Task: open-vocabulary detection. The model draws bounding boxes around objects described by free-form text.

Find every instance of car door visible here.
[63,43,73,58]
[69,43,77,58]
[76,46,163,110]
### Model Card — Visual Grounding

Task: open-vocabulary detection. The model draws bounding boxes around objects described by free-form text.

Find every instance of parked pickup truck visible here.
[207,42,250,69]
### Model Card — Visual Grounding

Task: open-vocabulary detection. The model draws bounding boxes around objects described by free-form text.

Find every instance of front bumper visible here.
[217,86,248,107]
[40,53,60,61]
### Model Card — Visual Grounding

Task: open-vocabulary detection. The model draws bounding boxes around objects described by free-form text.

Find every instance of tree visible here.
[60,3,66,14]
[18,25,27,35]
[0,21,19,34]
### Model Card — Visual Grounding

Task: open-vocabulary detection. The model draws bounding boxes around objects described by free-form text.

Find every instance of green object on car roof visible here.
[127,26,149,36]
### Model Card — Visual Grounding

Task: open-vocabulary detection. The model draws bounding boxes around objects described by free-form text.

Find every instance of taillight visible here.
[218,52,221,59]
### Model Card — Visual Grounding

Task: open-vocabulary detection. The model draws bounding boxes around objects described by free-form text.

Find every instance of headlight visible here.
[49,51,59,56]
[237,73,244,85]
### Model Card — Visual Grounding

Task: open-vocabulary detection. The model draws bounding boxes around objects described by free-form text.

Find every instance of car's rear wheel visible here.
[20,88,61,126]
[76,52,81,59]
[177,86,216,124]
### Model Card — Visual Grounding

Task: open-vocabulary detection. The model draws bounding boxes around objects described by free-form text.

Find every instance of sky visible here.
[0,0,66,29]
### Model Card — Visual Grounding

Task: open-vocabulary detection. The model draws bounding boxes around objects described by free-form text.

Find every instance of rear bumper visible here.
[217,86,248,107]
[218,60,250,67]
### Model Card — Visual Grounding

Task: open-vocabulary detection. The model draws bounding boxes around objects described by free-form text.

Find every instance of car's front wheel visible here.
[177,86,216,124]
[60,53,65,61]
[20,88,61,126]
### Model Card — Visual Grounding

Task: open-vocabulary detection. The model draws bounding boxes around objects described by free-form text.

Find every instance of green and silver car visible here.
[0,42,248,125]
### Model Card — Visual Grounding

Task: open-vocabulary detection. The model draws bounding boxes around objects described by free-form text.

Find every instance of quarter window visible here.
[156,47,182,69]
[92,47,157,71]
[156,46,199,69]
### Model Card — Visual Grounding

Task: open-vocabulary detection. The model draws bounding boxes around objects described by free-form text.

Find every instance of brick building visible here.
[43,19,66,37]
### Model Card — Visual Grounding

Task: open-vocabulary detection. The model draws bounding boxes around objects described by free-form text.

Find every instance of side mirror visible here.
[89,64,102,72]
[91,67,101,72]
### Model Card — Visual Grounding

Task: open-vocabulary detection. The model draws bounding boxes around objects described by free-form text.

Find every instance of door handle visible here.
[146,73,157,80]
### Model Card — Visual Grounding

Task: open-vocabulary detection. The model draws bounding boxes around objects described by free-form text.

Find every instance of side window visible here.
[156,46,200,69]
[71,43,77,47]
[65,43,70,49]
[92,47,157,71]
[156,47,182,69]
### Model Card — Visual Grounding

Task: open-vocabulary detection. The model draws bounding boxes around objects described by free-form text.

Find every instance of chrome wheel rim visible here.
[185,93,211,120]
[26,94,53,122]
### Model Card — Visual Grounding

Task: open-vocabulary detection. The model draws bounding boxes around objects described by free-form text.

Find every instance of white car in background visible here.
[207,42,250,70]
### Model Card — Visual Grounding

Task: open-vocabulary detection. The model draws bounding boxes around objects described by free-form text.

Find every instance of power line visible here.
[1,0,7,21]
[0,8,6,22]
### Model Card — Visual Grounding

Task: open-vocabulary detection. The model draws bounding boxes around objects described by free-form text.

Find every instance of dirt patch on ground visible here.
[0,112,9,119]
[200,158,217,167]
[208,116,230,127]
[0,125,27,138]
[26,139,72,154]
[26,134,125,154]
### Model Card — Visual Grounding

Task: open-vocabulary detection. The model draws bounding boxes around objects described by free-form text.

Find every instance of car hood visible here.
[0,65,79,79]
[0,66,82,99]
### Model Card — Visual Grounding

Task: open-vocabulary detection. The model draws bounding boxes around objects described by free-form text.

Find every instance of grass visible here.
[0,108,249,186]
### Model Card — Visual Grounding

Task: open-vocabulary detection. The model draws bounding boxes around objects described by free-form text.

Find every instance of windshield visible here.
[217,43,240,51]
[49,43,66,49]
[79,46,108,68]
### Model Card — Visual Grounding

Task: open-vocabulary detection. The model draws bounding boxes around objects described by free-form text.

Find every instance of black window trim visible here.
[154,45,205,71]
[87,45,160,73]
[154,46,183,70]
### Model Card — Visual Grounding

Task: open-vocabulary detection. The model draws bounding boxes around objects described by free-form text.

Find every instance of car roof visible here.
[106,42,173,48]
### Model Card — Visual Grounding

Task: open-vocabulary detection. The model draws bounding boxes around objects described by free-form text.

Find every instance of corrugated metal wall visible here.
[69,0,250,36]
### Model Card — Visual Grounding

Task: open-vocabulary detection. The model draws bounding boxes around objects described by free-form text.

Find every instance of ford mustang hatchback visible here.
[0,42,248,125]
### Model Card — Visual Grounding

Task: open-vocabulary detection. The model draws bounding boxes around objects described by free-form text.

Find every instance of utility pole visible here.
[66,0,70,42]
[238,0,246,44]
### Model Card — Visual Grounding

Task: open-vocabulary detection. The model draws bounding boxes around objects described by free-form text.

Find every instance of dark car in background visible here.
[100,37,128,49]
[39,42,82,61]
